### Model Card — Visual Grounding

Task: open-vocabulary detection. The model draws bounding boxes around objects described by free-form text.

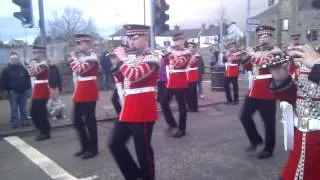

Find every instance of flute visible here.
[261,55,299,69]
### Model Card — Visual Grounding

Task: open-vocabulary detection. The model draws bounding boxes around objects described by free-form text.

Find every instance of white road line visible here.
[4,136,98,180]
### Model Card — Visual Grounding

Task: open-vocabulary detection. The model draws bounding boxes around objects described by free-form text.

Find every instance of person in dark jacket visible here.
[99,50,112,90]
[0,52,31,128]
[198,55,205,98]
[48,60,62,93]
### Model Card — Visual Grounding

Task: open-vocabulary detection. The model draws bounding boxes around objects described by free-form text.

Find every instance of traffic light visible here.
[306,29,312,41]
[312,0,320,9]
[12,0,33,27]
[155,0,169,35]
[306,29,319,41]
[312,29,318,41]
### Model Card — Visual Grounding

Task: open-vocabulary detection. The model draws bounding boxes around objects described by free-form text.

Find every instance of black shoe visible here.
[258,149,273,159]
[74,150,86,157]
[225,101,232,105]
[23,122,31,126]
[35,134,50,141]
[165,126,177,136]
[232,101,239,105]
[172,130,185,138]
[188,109,198,113]
[245,141,263,152]
[11,124,18,129]
[81,151,97,160]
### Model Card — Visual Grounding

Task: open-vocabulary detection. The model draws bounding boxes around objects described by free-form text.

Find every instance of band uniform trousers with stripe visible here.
[186,82,198,111]
[224,76,239,103]
[161,88,187,132]
[240,97,276,152]
[109,121,155,180]
[31,99,50,136]
[73,102,98,154]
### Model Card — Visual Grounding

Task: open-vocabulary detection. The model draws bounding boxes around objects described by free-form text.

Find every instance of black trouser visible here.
[157,81,166,103]
[224,76,239,102]
[161,88,187,132]
[31,99,50,136]
[73,102,98,153]
[186,82,198,111]
[111,89,122,115]
[109,121,155,180]
[240,97,276,153]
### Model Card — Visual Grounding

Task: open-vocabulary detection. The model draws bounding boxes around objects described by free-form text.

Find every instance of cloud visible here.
[0,0,269,42]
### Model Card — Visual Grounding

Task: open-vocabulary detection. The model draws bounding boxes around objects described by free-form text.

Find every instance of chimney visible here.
[174,25,180,31]
[201,23,206,30]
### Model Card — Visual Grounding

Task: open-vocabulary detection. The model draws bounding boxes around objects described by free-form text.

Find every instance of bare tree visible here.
[48,7,97,42]
[214,6,229,26]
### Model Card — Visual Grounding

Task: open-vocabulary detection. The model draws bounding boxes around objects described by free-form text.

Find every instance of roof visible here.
[159,28,202,38]
[251,4,278,19]
[109,28,126,37]
[201,25,220,36]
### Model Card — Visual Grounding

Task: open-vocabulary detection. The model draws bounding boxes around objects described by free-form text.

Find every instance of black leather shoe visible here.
[188,109,198,113]
[74,150,85,157]
[258,149,273,159]
[245,142,263,152]
[225,101,232,105]
[35,134,50,141]
[232,101,239,105]
[165,127,177,136]
[172,130,185,138]
[82,151,97,160]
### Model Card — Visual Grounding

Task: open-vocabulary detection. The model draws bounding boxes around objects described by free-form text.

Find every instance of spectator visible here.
[198,55,205,99]
[0,52,31,128]
[47,88,66,120]
[99,50,112,90]
[48,60,62,93]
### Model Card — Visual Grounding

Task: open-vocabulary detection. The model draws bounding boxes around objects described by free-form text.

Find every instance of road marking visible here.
[4,136,98,180]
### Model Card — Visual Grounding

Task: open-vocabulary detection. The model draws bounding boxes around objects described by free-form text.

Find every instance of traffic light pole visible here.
[38,0,46,48]
[150,0,156,50]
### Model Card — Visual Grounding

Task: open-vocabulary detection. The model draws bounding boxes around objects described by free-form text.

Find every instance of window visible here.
[163,41,171,47]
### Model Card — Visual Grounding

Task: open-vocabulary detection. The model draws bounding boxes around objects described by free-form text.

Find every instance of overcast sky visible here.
[0,0,271,43]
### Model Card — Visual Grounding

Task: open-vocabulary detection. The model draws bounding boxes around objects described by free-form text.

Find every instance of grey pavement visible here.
[0,76,249,137]
[0,101,287,180]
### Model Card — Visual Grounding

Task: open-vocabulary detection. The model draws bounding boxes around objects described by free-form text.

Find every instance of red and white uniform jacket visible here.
[27,61,50,100]
[70,52,99,102]
[187,53,200,83]
[224,51,240,77]
[163,47,191,89]
[113,51,160,122]
[242,47,282,100]
[270,64,320,180]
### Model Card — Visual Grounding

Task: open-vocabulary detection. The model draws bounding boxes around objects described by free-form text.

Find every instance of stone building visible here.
[249,0,320,47]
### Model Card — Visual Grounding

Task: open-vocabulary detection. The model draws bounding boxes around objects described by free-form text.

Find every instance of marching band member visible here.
[239,25,281,159]
[223,40,241,105]
[269,44,320,180]
[186,41,200,112]
[108,24,160,180]
[160,32,191,138]
[69,34,99,160]
[27,45,51,141]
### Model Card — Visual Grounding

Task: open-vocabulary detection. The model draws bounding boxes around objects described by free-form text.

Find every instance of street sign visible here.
[247,24,259,32]
[247,19,260,25]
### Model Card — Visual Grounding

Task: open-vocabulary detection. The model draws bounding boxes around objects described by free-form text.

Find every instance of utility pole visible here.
[24,28,28,62]
[38,0,46,47]
[150,0,156,50]
[246,0,251,47]
[144,0,146,25]
[218,0,224,65]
